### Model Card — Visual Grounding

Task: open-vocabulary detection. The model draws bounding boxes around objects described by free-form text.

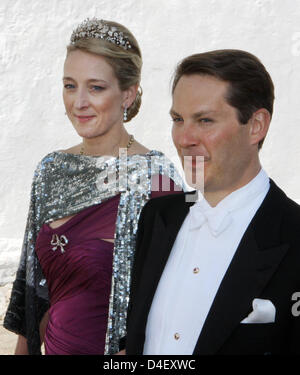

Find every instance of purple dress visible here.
[35,195,119,354]
[35,176,180,355]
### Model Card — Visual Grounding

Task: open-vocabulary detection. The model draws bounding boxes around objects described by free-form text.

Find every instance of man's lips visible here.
[182,155,210,162]
[181,156,210,171]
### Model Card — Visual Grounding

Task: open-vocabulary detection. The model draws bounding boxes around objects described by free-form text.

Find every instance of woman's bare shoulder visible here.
[60,141,151,156]
[129,139,151,155]
[60,144,81,155]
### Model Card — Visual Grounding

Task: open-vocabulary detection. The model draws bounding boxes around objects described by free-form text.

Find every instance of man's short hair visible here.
[172,49,275,149]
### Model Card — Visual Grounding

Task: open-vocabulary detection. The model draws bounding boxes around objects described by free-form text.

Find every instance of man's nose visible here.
[177,122,200,148]
[74,89,89,109]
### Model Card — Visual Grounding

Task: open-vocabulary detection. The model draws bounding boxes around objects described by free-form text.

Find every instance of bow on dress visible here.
[51,234,69,254]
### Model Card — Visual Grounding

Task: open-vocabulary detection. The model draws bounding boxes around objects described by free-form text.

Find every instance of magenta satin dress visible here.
[35,177,180,355]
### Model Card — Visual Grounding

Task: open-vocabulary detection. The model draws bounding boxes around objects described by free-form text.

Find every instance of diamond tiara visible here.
[70,18,132,50]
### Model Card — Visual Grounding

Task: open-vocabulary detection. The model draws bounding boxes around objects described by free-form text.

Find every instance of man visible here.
[124,50,300,355]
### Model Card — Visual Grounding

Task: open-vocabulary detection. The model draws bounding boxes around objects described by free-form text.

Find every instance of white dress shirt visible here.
[143,169,270,354]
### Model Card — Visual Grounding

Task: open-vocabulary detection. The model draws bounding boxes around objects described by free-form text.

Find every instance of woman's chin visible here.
[74,128,101,139]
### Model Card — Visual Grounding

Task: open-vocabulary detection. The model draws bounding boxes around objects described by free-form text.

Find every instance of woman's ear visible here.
[123,84,139,108]
[248,108,271,147]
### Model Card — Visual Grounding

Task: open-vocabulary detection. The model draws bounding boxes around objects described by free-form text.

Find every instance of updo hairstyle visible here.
[67,20,142,122]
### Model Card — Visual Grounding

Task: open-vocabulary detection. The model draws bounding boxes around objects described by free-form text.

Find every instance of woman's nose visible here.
[74,89,89,109]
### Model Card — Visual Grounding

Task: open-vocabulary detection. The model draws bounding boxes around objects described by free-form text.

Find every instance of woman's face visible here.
[63,49,127,139]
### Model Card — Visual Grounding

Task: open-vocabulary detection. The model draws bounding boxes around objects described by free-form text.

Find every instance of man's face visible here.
[171,74,255,195]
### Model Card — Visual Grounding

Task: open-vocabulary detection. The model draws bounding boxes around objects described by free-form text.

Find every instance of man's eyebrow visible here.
[169,109,181,117]
[192,110,217,119]
[169,109,218,118]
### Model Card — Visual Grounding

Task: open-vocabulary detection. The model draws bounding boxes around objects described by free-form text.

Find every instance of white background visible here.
[1,0,300,284]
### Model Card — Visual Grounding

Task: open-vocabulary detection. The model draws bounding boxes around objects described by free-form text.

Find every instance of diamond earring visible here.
[123,107,128,122]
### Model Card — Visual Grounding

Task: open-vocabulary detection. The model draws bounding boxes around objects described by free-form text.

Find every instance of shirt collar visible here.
[189,168,270,236]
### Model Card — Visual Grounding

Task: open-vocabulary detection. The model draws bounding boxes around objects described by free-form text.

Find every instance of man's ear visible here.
[123,84,139,109]
[248,108,271,147]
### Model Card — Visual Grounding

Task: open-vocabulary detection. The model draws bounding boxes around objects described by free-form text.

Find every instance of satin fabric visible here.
[35,195,119,354]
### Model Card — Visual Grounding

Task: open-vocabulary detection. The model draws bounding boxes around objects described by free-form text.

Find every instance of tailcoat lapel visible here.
[193,180,290,354]
[139,192,196,313]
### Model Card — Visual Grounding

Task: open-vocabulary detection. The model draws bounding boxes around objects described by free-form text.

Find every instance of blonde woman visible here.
[4,18,183,355]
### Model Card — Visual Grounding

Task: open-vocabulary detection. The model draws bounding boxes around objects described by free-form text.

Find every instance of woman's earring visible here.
[123,107,128,122]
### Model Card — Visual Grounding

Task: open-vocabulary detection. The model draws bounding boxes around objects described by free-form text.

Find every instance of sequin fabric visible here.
[4,150,184,355]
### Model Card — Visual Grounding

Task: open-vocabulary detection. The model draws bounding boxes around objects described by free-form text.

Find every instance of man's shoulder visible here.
[265,181,300,266]
[269,179,300,216]
[283,194,300,214]
[267,180,300,240]
[145,191,194,211]
[140,191,192,220]
[280,194,300,231]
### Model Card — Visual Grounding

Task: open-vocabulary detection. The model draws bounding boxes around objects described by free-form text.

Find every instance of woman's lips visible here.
[75,115,96,123]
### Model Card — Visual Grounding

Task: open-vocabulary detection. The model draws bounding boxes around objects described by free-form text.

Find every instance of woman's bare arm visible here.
[39,310,49,344]
[14,310,49,355]
[14,335,28,355]
[115,349,126,355]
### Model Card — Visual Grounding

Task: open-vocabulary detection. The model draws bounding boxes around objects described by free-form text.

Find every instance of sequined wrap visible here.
[4,150,184,355]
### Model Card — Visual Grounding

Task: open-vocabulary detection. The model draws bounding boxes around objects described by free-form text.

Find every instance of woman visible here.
[4,18,184,355]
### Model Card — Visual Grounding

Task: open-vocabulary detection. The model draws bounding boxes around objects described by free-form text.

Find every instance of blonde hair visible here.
[66,20,142,122]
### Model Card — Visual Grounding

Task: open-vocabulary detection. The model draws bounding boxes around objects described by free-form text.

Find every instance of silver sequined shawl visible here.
[4,150,184,355]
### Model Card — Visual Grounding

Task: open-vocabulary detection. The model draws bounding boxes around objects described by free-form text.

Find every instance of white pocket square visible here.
[241,298,276,324]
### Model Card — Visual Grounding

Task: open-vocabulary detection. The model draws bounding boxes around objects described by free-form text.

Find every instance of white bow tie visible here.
[189,201,233,237]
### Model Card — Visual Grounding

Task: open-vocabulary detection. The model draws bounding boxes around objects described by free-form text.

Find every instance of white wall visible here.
[1,0,300,285]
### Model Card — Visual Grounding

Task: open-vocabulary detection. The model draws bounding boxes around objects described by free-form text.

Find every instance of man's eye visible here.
[199,118,212,123]
[171,117,183,123]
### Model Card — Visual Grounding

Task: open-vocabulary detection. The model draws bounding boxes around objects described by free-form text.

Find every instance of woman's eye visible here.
[91,86,105,91]
[64,84,75,89]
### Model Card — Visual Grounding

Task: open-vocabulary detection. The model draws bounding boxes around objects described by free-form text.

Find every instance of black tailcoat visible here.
[125,180,300,355]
